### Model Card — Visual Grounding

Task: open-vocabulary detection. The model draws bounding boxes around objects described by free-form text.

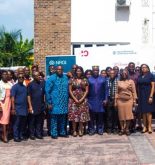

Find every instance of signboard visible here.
[45,55,76,76]
[75,45,155,71]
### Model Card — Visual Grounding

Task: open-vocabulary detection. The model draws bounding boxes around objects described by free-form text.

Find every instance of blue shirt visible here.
[45,74,69,115]
[11,83,28,116]
[27,80,45,115]
[88,76,108,112]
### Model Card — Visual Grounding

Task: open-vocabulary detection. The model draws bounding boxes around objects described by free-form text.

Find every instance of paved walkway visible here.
[1,131,155,165]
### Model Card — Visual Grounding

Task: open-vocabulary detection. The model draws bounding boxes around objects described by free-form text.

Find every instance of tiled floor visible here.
[1,131,155,165]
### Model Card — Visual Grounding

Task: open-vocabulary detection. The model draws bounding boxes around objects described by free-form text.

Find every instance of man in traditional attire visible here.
[45,66,69,139]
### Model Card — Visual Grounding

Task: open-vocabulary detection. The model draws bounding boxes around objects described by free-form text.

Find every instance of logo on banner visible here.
[49,60,67,65]
[80,50,89,57]
[49,60,55,65]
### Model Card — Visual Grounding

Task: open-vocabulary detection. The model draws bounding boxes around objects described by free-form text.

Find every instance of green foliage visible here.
[0,26,34,67]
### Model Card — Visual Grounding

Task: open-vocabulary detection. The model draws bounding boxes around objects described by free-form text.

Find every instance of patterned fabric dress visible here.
[68,78,90,122]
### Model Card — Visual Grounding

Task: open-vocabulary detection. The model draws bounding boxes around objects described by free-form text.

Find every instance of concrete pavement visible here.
[1,131,155,165]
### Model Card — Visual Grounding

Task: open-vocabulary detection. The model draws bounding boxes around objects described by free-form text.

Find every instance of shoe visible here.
[136,126,143,131]
[98,132,103,135]
[148,131,152,134]
[36,135,43,139]
[141,127,147,133]
[119,130,124,136]
[51,136,58,139]
[73,131,77,137]
[20,136,28,141]
[30,136,36,140]
[89,132,95,136]
[3,139,9,143]
[107,129,112,134]
[2,135,9,143]
[112,129,118,135]
[126,130,131,136]
[79,130,83,137]
[14,138,21,142]
[148,127,152,134]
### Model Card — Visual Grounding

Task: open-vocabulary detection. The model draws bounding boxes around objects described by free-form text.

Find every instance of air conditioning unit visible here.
[116,0,131,7]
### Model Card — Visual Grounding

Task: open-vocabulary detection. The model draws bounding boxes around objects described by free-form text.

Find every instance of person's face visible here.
[76,68,82,78]
[72,65,77,73]
[125,67,128,71]
[135,67,140,73]
[56,66,63,76]
[32,66,38,74]
[39,75,44,81]
[18,74,24,84]
[18,68,24,75]
[14,70,18,78]
[2,72,8,82]
[24,67,30,76]
[49,66,55,75]
[34,72,40,82]
[141,65,149,73]
[93,67,99,77]
[128,64,135,73]
[86,71,92,78]
[113,66,119,75]
[100,71,107,77]
[109,70,115,79]
[106,68,112,77]
[7,71,12,80]
[122,70,128,79]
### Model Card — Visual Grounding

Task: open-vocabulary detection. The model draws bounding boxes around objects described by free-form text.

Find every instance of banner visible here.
[75,45,155,71]
[46,55,76,76]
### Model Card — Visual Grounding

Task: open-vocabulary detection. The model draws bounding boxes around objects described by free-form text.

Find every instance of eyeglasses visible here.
[18,77,24,79]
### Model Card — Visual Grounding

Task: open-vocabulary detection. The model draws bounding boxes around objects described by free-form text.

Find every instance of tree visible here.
[0,26,33,67]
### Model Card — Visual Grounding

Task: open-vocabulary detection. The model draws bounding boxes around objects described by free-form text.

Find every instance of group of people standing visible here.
[0,66,45,142]
[0,62,154,143]
[46,62,155,139]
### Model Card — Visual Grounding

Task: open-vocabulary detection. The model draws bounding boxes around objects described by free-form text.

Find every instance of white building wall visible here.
[71,0,154,45]
[152,0,155,44]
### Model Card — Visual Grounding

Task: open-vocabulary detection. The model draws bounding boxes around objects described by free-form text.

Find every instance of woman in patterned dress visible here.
[68,66,90,137]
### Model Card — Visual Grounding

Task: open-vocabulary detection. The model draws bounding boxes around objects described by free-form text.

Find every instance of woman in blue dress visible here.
[137,64,155,134]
